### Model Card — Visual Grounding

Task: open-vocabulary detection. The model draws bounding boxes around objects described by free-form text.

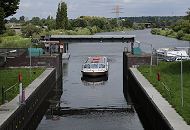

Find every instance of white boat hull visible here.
[82,71,108,77]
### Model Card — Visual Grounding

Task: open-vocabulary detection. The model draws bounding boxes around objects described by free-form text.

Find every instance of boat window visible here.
[99,64,105,68]
[84,64,90,68]
[91,64,98,68]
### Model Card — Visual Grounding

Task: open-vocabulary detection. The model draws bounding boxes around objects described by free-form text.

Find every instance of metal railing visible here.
[161,82,172,101]
[1,83,18,104]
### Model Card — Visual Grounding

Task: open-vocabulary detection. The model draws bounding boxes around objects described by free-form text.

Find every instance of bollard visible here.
[157,72,160,81]
[22,88,25,104]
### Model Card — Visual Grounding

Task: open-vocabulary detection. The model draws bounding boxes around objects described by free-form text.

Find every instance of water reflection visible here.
[81,75,108,86]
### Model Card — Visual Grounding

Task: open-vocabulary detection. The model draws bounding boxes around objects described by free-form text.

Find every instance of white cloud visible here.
[123,0,184,4]
[12,0,190,19]
[19,2,31,8]
[123,0,132,3]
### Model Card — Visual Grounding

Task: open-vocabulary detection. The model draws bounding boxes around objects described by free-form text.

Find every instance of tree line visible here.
[151,8,190,41]
[5,1,133,37]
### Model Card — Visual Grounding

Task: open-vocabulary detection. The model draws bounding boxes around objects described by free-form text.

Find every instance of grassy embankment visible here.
[0,68,44,105]
[138,61,190,124]
[151,28,190,41]
[0,35,31,48]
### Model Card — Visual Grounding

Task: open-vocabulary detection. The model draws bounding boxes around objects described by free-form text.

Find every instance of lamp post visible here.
[149,44,153,75]
[30,37,32,81]
[180,54,183,107]
[150,44,153,66]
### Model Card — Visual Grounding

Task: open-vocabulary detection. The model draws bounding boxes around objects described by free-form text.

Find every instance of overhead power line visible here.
[111,4,124,26]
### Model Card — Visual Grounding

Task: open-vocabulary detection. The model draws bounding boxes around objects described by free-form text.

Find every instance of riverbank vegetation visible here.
[0,35,30,48]
[138,61,190,124]
[151,8,190,41]
[0,68,44,105]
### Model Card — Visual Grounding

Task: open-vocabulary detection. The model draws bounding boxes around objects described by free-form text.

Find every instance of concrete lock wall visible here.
[123,52,173,130]
[123,52,151,104]
[127,70,173,130]
[0,68,56,130]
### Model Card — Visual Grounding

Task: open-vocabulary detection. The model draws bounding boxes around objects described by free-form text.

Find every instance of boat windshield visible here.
[99,64,105,68]
[84,64,90,68]
[84,63,106,69]
[90,64,98,68]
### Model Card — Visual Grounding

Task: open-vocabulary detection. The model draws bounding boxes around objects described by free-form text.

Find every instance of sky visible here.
[12,0,190,19]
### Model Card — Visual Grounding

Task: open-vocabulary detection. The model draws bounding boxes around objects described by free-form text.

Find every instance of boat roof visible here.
[50,35,136,39]
[86,56,106,63]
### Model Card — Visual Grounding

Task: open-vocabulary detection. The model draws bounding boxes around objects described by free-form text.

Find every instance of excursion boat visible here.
[81,56,108,77]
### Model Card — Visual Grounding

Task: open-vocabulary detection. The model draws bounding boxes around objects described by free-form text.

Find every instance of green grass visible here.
[0,68,45,104]
[0,35,31,48]
[138,61,190,124]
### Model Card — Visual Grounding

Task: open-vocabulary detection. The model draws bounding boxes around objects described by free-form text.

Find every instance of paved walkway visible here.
[130,68,190,130]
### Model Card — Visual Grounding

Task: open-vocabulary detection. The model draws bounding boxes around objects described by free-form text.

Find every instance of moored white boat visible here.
[156,48,190,60]
[81,56,108,77]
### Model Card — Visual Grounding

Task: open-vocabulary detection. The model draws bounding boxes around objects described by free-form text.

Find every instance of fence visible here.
[0,48,27,57]
[1,83,18,104]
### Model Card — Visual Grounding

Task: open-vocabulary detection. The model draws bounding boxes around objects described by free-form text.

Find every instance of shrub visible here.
[5,29,16,36]
[0,35,30,48]
[176,30,185,40]
[151,28,161,35]
[182,34,190,41]
[151,28,157,34]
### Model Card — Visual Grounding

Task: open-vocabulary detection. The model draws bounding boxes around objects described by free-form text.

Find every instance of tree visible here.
[121,19,133,28]
[184,8,190,20]
[47,15,53,20]
[71,18,88,28]
[0,0,20,34]
[176,30,185,40]
[19,16,25,23]
[31,17,41,25]
[0,7,5,34]
[56,3,61,29]
[109,18,118,28]
[172,19,190,34]
[0,0,20,18]
[56,2,68,29]
[9,17,18,23]
[21,24,42,37]
[45,17,56,30]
